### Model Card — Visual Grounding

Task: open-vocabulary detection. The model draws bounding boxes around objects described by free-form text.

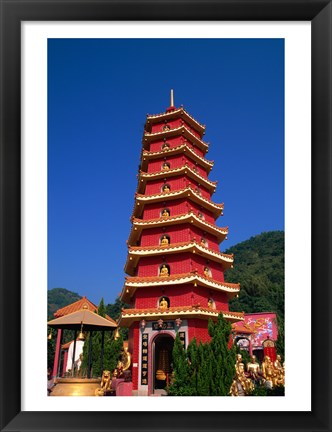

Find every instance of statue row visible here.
[229,353,285,396]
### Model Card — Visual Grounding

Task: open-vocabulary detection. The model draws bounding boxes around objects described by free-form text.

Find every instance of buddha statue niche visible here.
[159,297,168,309]
[162,184,170,193]
[161,209,170,217]
[162,162,170,171]
[204,267,210,278]
[161,235,169,246]
[159,264,169,277]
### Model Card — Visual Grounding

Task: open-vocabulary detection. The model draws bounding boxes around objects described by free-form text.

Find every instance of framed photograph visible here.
[1,1,331,431]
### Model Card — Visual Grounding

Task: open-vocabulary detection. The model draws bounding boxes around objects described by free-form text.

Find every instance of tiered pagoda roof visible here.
[141,144,214,172]
[132,186,224,218]
[145,107,206,135]
[137,165,217,194]
[119,305,243,327]
[121,272,240,304]
[128,212,228,246]
[142,125,209,152]
[124,240,234,275]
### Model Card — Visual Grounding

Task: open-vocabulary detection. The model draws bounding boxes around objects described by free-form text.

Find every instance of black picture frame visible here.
[0,1,331,431]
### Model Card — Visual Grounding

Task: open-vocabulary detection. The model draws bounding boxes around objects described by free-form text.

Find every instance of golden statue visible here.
[201,238,207,246]
[273,354,284,386]
[247,355,261,382]
[262,355,274,388]
[161,209,170,217]
[162,162,170,171]
[95,370,112,396]
[207,299,213,309]
[159,297,168,309]
[159,265,169,277]
[204,267,210,278]
[161,235,169,246]
[163,185,170,193]
[122,346,131,371]
[229,353,254,396]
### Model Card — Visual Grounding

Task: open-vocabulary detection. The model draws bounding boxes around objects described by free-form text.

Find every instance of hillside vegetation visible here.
[226,231,284,321]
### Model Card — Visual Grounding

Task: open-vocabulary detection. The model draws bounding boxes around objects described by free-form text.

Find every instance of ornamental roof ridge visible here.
[135,186,224,210]
[121,305,243,319]
[146,107,206,131]
[139,165,217,191]
[127,240,234,265]
[124,272,240,291]
[127,212,228,246]
[132,212,228,233]
[142,143,214,168]
[143,125,209,150]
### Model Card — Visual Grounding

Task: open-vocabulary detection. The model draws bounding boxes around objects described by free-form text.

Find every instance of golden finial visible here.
[170,89,174,106]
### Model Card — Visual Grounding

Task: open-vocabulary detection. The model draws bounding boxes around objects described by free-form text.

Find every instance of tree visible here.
[167,333,194,396]
[169,314,236,396]
[81,298,123,377]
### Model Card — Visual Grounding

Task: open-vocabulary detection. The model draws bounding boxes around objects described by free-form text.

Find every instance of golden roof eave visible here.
[132,186,224,219]
[127,212,228,246]
[141,143,214,172]
[146,108,206,135]
[120,272,240,303]
[138,165,217,194]
[124,240,234,275]
[118,306,244,327]
[143,126,209,152]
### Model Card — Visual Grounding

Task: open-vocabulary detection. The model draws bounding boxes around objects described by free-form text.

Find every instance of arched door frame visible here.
[148,330,175,395]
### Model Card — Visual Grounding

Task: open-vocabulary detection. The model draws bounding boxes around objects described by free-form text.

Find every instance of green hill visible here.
[47,287,81,319]
[225,231,284,352]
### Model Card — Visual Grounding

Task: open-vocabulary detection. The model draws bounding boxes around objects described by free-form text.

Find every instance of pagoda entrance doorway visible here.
[153,334,174,394]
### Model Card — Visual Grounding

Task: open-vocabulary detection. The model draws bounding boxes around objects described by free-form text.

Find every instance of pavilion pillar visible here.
[62,350,68,376]
[52,329,63,378]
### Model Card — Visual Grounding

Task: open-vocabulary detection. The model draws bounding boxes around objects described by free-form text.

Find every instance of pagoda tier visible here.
[119,98,242,395]
[141,143,214,173]
[124,240,234,275]
[145,107,206,136]
[127,212,228,246]
[121,272,240,303]
[119,306,243,327]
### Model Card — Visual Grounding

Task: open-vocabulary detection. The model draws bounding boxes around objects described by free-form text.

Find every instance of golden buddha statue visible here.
[273,354,284,386]
[247,355,261,382]
[231,354,254,395]
[262,355,274,388]
[162,162,170,171]
[163,185,170,193]
[201,238,207,246]
[161,235,169,246]
[161,209,170,217]
[207,299,213,309]
[159,265,169,277]
[204,267,210,278]
[122,347,131,371]
[159,297,168,309]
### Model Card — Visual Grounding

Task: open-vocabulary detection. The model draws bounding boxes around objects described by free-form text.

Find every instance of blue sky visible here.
[48,38,284,306]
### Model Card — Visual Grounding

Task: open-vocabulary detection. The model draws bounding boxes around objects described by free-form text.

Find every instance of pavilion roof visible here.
[141,143,214,172]
[54,296,97,317]
[118,305,244,327]
[48,309,117,331]
[127,212,228,246]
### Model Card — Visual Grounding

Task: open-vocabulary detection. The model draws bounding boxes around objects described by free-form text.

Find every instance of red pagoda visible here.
[118,92,244,396]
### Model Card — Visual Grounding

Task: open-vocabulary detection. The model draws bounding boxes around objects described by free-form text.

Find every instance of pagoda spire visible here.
[166,89,176,112]
[170,89,174,107]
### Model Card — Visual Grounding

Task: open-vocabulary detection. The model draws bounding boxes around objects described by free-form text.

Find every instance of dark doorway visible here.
[154,334,174,391]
